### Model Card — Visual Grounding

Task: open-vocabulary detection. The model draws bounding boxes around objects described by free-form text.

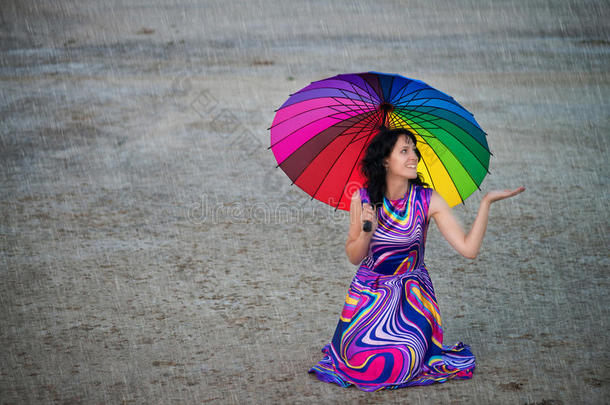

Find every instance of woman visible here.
[308,127,525,391]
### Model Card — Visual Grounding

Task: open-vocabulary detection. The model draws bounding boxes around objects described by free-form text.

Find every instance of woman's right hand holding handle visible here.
[361,203,378,233]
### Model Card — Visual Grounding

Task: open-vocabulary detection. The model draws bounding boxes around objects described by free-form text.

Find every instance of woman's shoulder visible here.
[357,187,370,204]
[415,184,433,195]
[416,185,435,206]
[413,186,433,221]
[422,187,450,220]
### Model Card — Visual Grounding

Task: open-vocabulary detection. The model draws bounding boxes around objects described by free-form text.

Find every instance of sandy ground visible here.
[1,0,609,403]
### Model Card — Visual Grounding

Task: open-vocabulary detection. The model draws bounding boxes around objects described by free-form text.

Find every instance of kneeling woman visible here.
[308,127,525,391]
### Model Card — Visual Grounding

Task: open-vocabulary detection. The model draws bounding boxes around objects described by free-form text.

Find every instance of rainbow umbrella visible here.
[268,71,491,210]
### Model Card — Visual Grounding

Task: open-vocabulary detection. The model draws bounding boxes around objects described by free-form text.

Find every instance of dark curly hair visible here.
[361,127,430,209]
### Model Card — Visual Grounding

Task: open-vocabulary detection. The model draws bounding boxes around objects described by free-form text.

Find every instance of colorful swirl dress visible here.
[308,184,476,391]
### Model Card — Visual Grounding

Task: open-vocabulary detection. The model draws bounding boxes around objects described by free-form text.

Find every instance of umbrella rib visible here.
[394,111,490,173]
[396,104,491,155]
[334,77,383,104]
[308,121,371,202]
[269,76,383,148]
[350,110,382,143]
[285,85,379,105]
[340,82,379,105]
[269,110,363,151]
[283,111,379,185]
[397,106,455,131]
[386,75,395,103]
[329,88,381,131]
[345,81,379,115]
[270,84,380,148]
[391,85,432,107]
[390,98,442,187]
[384,94,491,174]
[419,134,469,204]
[337,81,384,131]
[268,99,374,131]
[305,112,380,201]
[394,97,475,122]
[407,95,461,106]
[333,83,382,119]
[387,109,404,128]
[331,91,373,117]
[333,121,377,211]
[401,115,443,130]
[270,86,381,152]
[420,143,465,206]
[393,113,488,187]
[318,77,382,103]
[400,112,490,172]
[392,83,462,110]
[394,92,468,111]
[393,99,482,197]
[391,95,475,133]
[388,80,422,104]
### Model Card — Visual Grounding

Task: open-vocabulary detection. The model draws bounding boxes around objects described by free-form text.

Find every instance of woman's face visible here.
[383,134,419,180]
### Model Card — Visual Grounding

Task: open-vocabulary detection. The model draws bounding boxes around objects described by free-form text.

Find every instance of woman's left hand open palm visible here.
[485,186,526,204]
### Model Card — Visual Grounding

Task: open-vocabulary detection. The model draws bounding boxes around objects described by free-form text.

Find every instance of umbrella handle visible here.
[363,220,372,232]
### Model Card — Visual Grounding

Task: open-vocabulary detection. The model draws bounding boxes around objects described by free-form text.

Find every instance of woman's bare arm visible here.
[429,190,491,259]
[428,186,525,259]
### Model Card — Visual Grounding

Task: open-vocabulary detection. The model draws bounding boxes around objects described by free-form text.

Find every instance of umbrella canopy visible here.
[268,71,491,210]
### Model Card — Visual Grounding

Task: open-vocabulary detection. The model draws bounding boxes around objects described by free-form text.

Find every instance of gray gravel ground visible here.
[1,0,609,403]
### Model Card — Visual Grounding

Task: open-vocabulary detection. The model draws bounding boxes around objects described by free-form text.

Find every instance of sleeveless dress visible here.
[308,184,476,391]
